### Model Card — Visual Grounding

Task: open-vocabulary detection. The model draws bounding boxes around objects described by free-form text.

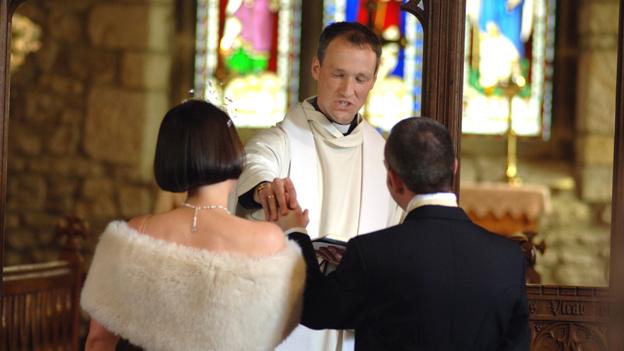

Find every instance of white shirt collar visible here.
[401,192,458,223]
[331,121,351,134]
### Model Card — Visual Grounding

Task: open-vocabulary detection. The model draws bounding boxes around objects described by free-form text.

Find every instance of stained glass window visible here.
[463,0,556,138]
[195,0,301,127]
[323,0,424,132]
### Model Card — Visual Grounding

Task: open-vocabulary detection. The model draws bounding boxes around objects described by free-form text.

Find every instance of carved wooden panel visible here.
[528,286,610,351]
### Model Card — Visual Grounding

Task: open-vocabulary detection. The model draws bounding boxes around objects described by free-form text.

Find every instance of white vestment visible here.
[236,98,401,351]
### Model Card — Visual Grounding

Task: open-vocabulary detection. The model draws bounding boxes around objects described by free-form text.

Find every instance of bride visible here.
[81,99,306,351]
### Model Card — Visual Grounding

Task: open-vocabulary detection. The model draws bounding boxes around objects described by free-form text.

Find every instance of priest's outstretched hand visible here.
[253,177,300,221]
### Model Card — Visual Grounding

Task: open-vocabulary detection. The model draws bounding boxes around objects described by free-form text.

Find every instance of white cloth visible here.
[236,98,401,351]
[81,221,305,351]
[401,192,459,222]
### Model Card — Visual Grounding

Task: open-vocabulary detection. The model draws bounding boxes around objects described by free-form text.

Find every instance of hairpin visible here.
[190,80,240,128]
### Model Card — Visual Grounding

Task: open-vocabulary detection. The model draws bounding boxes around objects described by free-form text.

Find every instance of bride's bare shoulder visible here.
[244,220,286,254]
[127,214,151,232]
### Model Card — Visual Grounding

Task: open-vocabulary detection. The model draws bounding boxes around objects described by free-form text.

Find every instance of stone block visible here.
[27,158,104,177]
[579,1,620,36]
[579,166,613,202]
[88,4,172,51]
[7,175,46,210]
[39,231,55,246]
[82,178,114,199]
[43,0,98,12]
[84,87,147,164]
[545,193,592,226]
[48,9,83,44]
[5,213,20,229]
[119,185,152,218]
[560,248,602,266]
[8,158,26,172]
[576,51,617,134]
[35,41,60,72]
[7,229,38,250]
[14,2,46,24]
[121,52,172,90]
[576,134,615,166]
[76,178,118,219]
[24,90,63,124]
[22,213,59,232]
[46,179,78,213]
[554,265,609,286]
[576,227,611,251]
[60,108,84,124]
[5,251,23,266]
[39,74,84,96]
[49,126,80,155]
[10,125,42,156]
[67,48,118,83]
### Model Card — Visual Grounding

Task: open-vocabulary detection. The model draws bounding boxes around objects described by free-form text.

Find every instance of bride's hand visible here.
[275,206,309,232]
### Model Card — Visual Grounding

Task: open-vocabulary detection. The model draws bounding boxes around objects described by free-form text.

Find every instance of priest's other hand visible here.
[275,206,309,232]
[253,177,299,221]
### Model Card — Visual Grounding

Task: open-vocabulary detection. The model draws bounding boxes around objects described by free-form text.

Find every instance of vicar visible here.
[236,21,401,351]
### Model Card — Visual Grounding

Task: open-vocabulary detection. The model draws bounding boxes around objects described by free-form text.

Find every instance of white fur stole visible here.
[80,221,305,351]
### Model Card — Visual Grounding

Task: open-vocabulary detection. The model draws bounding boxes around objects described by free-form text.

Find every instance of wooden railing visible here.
[1,216,87,351]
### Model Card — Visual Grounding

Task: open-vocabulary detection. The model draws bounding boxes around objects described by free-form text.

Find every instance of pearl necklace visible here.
[181,202,230,233]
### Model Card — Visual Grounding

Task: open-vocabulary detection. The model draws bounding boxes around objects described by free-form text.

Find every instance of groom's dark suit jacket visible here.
[289,205,529,351]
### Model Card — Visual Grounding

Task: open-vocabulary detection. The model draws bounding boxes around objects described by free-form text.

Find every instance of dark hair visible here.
[317,21,382,69]
[384,117,455,194]
[153,100,244,192]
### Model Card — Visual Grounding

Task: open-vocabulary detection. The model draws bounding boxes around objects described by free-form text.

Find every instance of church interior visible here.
[2,0,624,350]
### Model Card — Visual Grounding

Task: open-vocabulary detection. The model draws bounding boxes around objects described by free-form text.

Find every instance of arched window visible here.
[463,0,556,138]
[194,0,302,127]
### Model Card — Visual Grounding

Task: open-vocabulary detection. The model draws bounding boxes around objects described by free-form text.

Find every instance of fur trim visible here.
[81,221,305,351]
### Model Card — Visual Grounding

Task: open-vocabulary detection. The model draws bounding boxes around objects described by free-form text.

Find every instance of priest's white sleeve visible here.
[235,126,291,218]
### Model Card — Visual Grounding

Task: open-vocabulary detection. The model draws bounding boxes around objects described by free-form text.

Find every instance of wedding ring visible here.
[257,182,269,193]
[267,195,275,199]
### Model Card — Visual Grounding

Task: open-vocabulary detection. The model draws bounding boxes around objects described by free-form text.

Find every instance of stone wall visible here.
[6,0,174,265]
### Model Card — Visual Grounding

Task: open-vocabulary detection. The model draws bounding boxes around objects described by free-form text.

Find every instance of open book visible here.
[312,237,347,274]
[312,236,347,250]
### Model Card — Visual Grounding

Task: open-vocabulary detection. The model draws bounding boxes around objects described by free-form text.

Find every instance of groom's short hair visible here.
[384,117,455,194]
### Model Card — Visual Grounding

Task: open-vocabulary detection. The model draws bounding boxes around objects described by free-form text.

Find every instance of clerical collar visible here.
[401,192,458,223]
[308,97,360,136]
[332,121,351,134]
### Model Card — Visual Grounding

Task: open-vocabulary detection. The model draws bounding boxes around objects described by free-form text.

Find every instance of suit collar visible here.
[404,205,471,223]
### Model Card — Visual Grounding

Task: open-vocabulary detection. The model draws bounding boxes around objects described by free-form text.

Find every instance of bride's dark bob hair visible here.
[153,99,244,192]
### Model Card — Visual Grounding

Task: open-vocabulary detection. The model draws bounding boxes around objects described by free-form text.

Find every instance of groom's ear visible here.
[385,163,405,196]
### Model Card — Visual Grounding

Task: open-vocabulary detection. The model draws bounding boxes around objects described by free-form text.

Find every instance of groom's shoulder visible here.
[351,222,407,246]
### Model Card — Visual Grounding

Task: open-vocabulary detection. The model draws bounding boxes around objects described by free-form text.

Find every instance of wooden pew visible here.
[1,216,88,351]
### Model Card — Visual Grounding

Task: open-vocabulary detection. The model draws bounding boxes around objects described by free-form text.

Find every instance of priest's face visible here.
[312,37,378,125]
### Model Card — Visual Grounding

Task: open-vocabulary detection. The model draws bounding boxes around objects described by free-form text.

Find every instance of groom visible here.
[286,117,530,350]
